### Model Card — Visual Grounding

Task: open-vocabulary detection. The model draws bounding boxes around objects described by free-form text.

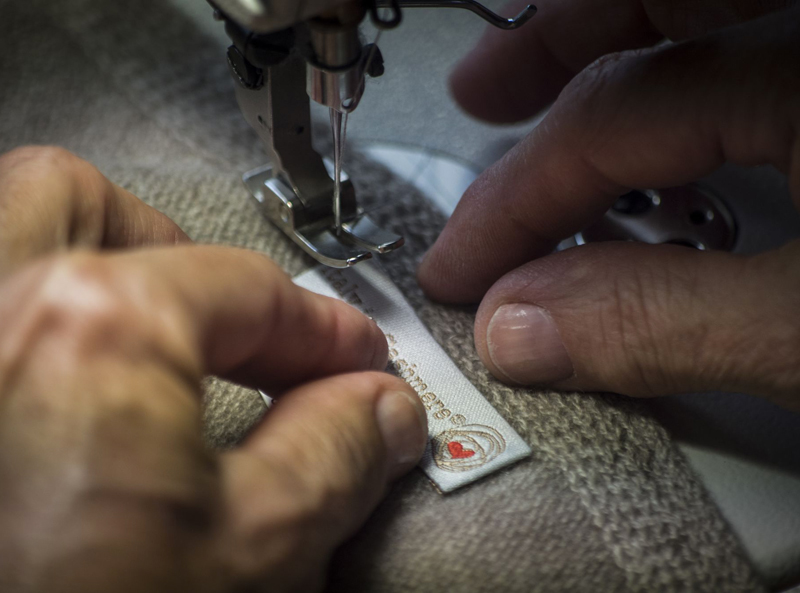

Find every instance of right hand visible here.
[0,146,428,592]
[418,0,800,410]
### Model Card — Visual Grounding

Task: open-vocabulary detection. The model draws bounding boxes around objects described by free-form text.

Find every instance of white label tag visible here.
[294,262,531,493]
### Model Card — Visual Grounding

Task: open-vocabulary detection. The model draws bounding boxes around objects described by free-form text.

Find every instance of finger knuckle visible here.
[605,267,672,396]
[736,248,800,399]
[26,254,149,355]
[303,427,377,516]
[0,146,106,211]
[1,145,82,175]
[39,254,129,325]
[586,247,702,395]
[557,49,649,151]
[282,384,390,525]
[562,50,630,111]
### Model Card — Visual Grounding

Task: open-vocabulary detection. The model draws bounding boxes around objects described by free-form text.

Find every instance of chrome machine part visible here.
[211,0,358,33]
[559,185,737,252]
[244,161,403,267]
[220,2,400,267]
[307,10,368,113]
[376,0,537,30]
[231,50,403,267]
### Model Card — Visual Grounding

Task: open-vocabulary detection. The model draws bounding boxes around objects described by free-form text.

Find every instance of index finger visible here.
[1,245,388,394]
[115,246,389,392]
[450,0,660,123]
[450,0,795,125]
[420,10,800,303]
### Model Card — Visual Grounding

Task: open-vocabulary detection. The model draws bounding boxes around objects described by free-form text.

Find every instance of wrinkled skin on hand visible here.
[418,0,800,410]
[0,147,428,593]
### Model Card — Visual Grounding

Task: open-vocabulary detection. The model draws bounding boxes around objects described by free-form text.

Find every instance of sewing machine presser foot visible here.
[244,163,404,268]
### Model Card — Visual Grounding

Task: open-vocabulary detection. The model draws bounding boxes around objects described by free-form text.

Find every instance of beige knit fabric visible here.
[0,0,764,591]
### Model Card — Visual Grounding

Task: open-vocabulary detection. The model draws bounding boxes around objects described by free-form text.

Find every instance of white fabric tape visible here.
[294,262,531,493]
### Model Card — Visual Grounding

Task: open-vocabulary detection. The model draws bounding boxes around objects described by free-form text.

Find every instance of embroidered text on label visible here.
[295,262,531,492]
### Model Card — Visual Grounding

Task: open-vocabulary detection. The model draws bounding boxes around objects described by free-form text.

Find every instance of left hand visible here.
[0,146,428,593]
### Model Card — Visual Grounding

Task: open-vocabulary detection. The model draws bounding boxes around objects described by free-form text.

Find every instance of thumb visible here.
[216,372,428,591]
[475,241,800,410]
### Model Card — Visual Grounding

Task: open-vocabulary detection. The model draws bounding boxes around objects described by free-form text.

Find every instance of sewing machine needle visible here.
[329,107,348,236]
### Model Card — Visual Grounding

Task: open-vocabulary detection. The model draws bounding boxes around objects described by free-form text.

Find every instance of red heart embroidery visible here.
[447,441,475,459]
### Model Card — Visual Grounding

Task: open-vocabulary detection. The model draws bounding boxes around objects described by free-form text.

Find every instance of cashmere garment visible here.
[0,0,765,591]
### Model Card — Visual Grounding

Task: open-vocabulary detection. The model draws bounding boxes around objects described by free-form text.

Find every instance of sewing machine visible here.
[209,0,535,267]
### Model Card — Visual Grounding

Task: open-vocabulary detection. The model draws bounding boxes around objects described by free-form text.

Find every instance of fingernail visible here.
[487,304,574,385]
[376,391,428,479]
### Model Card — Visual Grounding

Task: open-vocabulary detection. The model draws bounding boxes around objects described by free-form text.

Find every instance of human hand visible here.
[0,147,427,592]
[417,1,800,409]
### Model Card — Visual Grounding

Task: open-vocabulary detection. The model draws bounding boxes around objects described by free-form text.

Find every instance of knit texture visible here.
[0,0,764,590]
